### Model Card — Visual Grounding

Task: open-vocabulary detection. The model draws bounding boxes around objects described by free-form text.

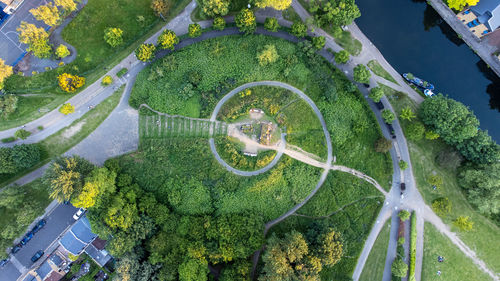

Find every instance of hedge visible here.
[409,211,417,281]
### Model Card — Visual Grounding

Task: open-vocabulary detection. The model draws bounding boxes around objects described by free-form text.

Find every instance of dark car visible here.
[11,243,22,254]
[0,258,9,267]
[20,232,33,245]
[31,250,44,263]
[31,219,47,234]
[400,183,406,191]
[375,101,384,110]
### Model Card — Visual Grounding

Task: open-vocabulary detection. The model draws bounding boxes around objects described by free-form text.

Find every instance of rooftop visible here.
[471,0,500,31]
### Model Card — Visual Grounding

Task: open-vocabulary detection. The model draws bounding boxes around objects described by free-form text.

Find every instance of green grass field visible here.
[422,222,492,281]
[333,29,363,56]
[359,220,391,281]
[367,60,398,85]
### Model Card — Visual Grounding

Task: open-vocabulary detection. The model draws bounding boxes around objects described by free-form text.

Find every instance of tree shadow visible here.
[477,60,500,112]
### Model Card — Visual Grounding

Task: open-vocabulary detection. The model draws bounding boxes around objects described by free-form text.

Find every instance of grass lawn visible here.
[0,86,124,188]
[367,60,399,85]
[0,94,67,131]
[388,93,500,274]
[282,7,302,23]
[332,28,363,56]
[359,220,391,281]
[0,179,51,259]
[422,222,492,281]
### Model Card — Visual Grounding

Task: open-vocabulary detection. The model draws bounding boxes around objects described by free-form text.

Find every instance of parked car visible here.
[31,250,44,263]
[386,124,396,139]
[0,258,9,267]
[20,232,33,245]
[400,183,406,192]
[375,101,384,110]
[73,208,85,220]
[11,243,22,254]
[31,219,47,234]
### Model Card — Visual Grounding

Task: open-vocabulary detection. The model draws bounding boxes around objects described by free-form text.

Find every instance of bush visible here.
[188,23,202,38]
[353,64,371,84]
[405,121,425,141]
[312,36,326,49]
[1,137,16,143]
[11,144,40,170]
[391,258,408,278]
[101,75,113,86]
[157,29,179,50]
[432,197,452,217]
[399,160,408,170]
[103,27,124,47]
[201,0,230,17]
[453,216,473,231]
[117,68,128,77]
[382,109,395,124]
[334,50,349,64]
[257,44,279,66]
[235,9,256,34]
[58,73,85,93]
[55,44,70,58]
[374,137,392,153]
[425,130,439,140]
[213,16,226,30]
[264,17,280,32]
[59,103,75,115]
[409,212,417,281]
[427,174,443,190]
[14,129,31,140]
[369,86,384,102]
[291,21,307,37]
[135,43,156,62]
[398,210,410,221]
[397,237,405,246]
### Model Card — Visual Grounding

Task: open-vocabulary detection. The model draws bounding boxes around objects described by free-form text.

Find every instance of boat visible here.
[424,89,434,97]
[403,73,435,90]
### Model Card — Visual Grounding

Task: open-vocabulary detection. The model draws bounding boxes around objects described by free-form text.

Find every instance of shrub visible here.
[264,17,280,32]
[369,86,384,102]
[312,36,326,49]
[397,237,405,246]
[104,27,124,47]
[291,21,307,37]
[398,160,408,170]
[353,64,371,84]
[37,126,44,130]
[334,50,349,64]
[425,130,439,140]
[405,121,425,141]
[381,109,395,124]
[188,23,202,38]
[257,44,279,66]
[391,258,408,278]
[432,197,452,217]
[157,29,179,50]
[1,137,16,143]
[135,43,156,62]
[213,16,226,30]
[11,144,40,169]
[14,129,31,140]
[235,9,256,34]
[58,73,85,93]
[101,75,113,86]
[374,137,392,153]
[68,253,79,261]
[201,0,230,17]
[427,174,443,190]
[398,210,410,221]
[55,44,70,59]
[453,216,473,232]
[59,103,75,115]
[0,94,18,119]
[409,212,417,281]
[151,0,171,18]
[117,68,128,77]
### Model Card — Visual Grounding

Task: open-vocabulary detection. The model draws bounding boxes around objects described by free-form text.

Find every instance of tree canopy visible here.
[201,0,230,17]
[17,22,52,58]
[255,0,292,10]
[458,163,500,217]
[447,0,479,11]
[0,59,13,88]
[235,9,257,34]
[309,0,361,27]
[353,64,371,84]
[30,3,61,26]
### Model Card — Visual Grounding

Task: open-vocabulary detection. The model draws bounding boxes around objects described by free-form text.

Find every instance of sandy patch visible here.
[62,121,86,139]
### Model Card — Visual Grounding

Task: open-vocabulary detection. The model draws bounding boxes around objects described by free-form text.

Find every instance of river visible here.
[355,0,500,142]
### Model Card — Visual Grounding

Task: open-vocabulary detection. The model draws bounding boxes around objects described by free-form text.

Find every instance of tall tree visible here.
[104,27,124,48]
[309,0,361,27]
[30,3,61,26]
[72,167,116,209]
[369,86,384,102]
[447,0,479,11]
[235,9,256,34]
[254,0,292,10]
[157,29,179,50]
[17,22,52,58]
[201,0,230,17]
[353,64,371,84]
[0,59,13,88]
[55,0,77,14]
[151,0,171,19]
[11,144,40,170]
[458,163,500,217]
[456,130,500,164]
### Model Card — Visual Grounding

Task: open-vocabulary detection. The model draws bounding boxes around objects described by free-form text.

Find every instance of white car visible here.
[73,208,85,220]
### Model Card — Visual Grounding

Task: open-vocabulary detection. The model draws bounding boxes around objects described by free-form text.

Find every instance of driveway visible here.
[0,0,49,65]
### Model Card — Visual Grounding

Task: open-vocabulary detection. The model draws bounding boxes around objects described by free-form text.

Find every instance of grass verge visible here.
[367,60,399,85]
[359,220,391,281]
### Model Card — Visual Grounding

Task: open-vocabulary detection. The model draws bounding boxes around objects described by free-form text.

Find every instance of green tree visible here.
[17,22,52,58]
[104,27,124,47]
[432,197,452,217]
[257,44,279,66]
[201,0,230,17]
[353,64,371,84]
[291,21,308,37]
[334,49,349,64]
[447,0,479,11]
[391,257,408,278]
[400,106,416,121]
[406,121,425,141]
[72,168,116,209]
[14,129,31,140]
[213,16,226,30]
[310,0,361,27]
[381,109,395,124]
[0,94,18,118]
[456,130,500,164]
[255,0,292,10]
[369,86,384,102]
[157,29,179,50]
[135,43,156,62]
[43,156,94,202]
[458,163,500,217]
[419,94,479,145]
[11,144,40,170]
[55,44,70,58]
[453,216,474,231]
[30,3,60,26]
[264,17,280,32]
[178,259,208,281]
[188,23,202,38]
[312,36,326,49]
[0,148,16,174]
[151,0,171,19]
[399,160,408,170]
[235,9,256,34]
[398,210,410,221]
[374,137,392,153]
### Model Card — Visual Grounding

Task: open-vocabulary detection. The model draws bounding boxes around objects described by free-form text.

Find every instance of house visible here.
[0,0,24,14]
[22,251,68,281]
[59,216,97,255]
[84,238,112,267]
[470,0,500,32]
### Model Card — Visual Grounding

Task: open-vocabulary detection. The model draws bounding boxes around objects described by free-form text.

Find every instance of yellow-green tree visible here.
[17,22,52,58]
[135,43,156,62]
[453,216,474,231]
[0,59,13,88]
[255,0,292,10]
[59,103,75,115]
[104,27,124,48]
[55,0,77,14]
[72,181,98,208]
[201,0,230,17]
[30,3,61,26]
[235,9,256,34]
[55,44,70,58]
[58,73,85,92]
[188,23,202,38]
[400,106,416,121]
[151,0,171,18]
[447,0,479,11]
[257,44,279,66]
[101,75,113,86]
[157,29,179,50]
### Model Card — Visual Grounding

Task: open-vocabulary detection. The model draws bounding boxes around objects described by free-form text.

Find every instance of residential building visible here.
[471,0,500,32]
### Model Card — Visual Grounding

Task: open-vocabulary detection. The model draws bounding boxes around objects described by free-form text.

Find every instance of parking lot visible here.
[0,204,77,281]
[0,0,49,65]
